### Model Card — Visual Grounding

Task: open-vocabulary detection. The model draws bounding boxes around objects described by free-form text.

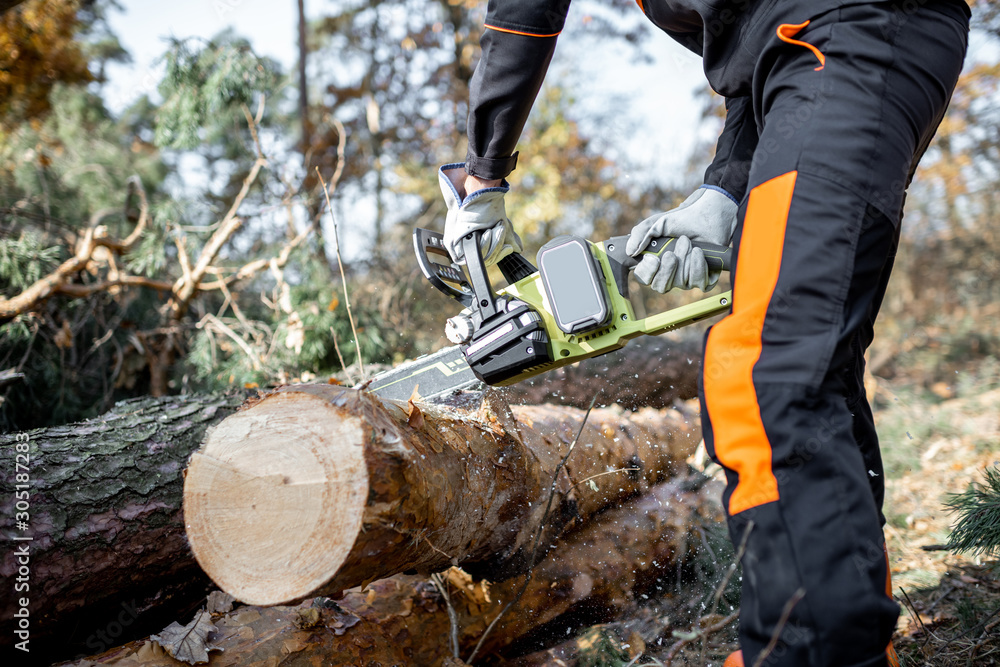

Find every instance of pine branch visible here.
[165,177,257,317]
[195,226,311,291]
[946,465,1000,558]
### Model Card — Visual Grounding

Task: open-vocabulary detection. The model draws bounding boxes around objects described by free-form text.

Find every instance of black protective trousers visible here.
[698,2,969,666]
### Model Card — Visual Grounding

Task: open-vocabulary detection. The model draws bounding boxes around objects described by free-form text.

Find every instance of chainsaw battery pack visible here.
[537,236,612,335]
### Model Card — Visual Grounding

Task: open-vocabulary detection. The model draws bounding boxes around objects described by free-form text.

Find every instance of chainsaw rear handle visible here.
[611,235,732,272]
[602,235,733,301]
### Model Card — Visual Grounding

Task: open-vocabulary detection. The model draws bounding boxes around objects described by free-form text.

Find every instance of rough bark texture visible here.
[63,478,723,667]
[183,385,700,606]
[0,393,245,657]
[502,334,703,410]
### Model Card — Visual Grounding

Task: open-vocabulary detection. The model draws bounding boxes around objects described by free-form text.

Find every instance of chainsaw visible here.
[366,228,732,401]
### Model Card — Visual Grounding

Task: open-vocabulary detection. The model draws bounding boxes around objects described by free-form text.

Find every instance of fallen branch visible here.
[165,98,268,320]
[0,179,149,319]
[193,225,311,291]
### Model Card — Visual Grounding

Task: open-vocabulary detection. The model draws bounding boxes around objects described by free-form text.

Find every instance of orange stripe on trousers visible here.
[704,171,798,515]
[884,544,901,667]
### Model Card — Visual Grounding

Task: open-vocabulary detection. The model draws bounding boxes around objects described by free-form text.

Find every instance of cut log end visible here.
[183,391,369,605]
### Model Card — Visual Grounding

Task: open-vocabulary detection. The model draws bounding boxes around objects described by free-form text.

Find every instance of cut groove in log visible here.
[184,385,699,606]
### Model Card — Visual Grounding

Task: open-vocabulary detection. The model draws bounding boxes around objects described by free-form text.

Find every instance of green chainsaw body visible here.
[409,227,733,389]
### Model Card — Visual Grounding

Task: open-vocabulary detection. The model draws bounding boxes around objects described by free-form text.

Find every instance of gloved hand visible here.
[625,186,738,292]
[439,163,523,266]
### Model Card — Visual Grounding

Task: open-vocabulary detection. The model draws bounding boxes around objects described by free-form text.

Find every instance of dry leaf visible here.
[231,608,262,624]
[293,607,321,629]
[407,385,424,429]
[444,567,492,606]
[398,597,414,617]
[54,320,73,349]
[206,590,235,614]
[330,607,361,636]
[282,636,310,654]
[627,630,646,658]
[150,609,222,665]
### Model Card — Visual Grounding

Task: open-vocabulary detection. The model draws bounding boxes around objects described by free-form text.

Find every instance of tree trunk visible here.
[63,478,722,667]
[502,334,704,410]
[0,393,245,659]
[296,0,309,153]
[183,385,700,606]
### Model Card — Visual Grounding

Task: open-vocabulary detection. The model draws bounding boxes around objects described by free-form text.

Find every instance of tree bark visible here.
[502,334,704,410]
[63,478,722,667]
[183,385,700,606]
[0,393,245,658]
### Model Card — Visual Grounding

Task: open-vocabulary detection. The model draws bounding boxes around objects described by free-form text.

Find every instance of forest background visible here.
[3,1,1000,664]
[3,0,998,432]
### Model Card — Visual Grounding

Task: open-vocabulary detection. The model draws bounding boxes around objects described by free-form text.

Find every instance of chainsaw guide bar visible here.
[364,345,482,402]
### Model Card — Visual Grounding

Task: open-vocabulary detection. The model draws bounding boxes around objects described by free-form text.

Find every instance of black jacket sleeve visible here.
[465,0,572,180]
[703,95,758,202]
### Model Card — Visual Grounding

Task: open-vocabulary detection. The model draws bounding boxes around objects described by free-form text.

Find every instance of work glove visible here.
[625,186,738,293]
[439,163,523,266]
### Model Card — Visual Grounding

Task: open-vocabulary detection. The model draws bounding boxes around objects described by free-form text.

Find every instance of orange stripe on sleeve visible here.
[777,21,826,71]
[484,24,562,38]
[704,171,798,515]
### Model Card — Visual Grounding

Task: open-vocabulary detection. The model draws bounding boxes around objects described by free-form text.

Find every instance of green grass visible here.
[875,361,1000,479]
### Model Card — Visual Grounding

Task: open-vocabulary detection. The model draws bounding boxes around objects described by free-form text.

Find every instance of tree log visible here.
[183,385,700,606]
[0,393,245,658]
[502,334,704,410]
[63,478,723,667]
